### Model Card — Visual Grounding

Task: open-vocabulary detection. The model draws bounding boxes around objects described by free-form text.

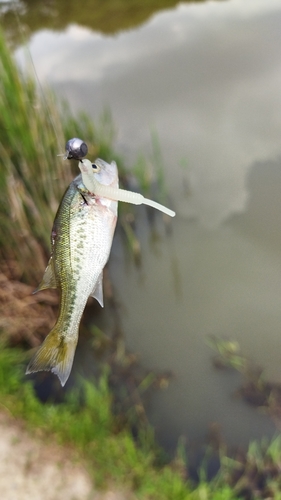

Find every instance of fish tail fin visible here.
[26,328,78,387]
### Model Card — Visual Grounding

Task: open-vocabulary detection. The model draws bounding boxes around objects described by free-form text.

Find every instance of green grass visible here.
[5,338,277,500]
[0,343,243,499]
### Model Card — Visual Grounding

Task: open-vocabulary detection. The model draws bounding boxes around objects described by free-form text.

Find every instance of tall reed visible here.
[0,29,116,284]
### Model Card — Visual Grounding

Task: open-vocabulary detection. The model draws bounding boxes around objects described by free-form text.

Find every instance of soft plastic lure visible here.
[65,138,176,218]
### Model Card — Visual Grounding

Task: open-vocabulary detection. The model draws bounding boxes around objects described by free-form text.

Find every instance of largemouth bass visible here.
[26,158,118,386]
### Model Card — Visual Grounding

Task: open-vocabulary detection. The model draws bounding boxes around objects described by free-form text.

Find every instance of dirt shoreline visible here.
[0,412,134,500]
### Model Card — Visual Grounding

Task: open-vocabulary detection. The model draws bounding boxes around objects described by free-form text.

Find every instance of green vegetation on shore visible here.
[3,340,281,499]
[0,344,238,499]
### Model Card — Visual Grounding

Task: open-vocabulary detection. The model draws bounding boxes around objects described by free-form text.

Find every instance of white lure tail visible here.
[79,159,176,217]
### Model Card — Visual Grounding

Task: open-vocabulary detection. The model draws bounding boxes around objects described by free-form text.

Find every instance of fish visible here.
[26,158,118,386]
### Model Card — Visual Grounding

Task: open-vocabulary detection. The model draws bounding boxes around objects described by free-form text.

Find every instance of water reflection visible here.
[1,0,219,45]
[12,0,281,450]
[15,0,281,229]
[230,158,281,253]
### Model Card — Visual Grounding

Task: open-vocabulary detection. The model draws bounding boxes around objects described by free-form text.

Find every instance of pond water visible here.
[10,0,281,452]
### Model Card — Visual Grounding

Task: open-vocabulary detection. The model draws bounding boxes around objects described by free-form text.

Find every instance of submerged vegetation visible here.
[2,22,281,500]
[208,336,281,422]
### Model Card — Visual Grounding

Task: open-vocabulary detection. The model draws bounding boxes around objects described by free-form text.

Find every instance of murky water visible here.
[11,0,281,451]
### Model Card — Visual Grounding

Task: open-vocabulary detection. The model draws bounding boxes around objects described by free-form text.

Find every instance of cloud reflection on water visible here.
[15,0,281,228]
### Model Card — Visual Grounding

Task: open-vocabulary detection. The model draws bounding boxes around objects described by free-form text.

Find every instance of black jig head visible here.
[65,138,88,160]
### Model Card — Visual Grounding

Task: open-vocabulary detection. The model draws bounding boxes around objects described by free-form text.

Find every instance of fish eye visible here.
[92,163,101,172]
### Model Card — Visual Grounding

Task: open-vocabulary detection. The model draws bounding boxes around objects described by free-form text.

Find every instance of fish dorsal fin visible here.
[33,257,57,294]
[90,272,104,307]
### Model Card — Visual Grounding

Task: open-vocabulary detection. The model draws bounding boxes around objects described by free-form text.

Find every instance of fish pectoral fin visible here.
[33,257,57,294]
[26,328,77,387]
[90,272,104,307]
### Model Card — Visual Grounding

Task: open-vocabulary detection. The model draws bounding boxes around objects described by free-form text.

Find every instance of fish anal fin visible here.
[26,328,77,387]
[34,257,57,294]
[90,272,104,307]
